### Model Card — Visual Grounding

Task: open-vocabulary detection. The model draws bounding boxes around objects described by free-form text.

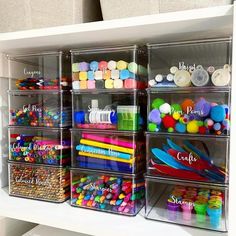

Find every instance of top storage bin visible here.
[148,38,231,88]
[70,45,147,91]
[8,52,71,90]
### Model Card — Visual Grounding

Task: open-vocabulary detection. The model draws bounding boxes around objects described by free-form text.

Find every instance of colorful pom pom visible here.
[171,104,182,114]
[152,98,165,109]
[204,118,214,129]
[159,103,171,114]
[213,122,221,131]
[187,120,199,134]
[194,98,211,117]
[148,109,161,124]
[199,126,207,134]
[168,127,174,133]
[181,99,195,113]
[210,105,226,122]
[175,122,186,133]
[173,111,181,120]
[148,123,158,132]
[162,115,176,129]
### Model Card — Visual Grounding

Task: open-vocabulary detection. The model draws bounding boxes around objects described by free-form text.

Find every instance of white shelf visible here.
[0,188,226,236]
[0,5,233,53]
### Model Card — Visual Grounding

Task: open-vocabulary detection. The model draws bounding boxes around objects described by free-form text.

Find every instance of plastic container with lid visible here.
[145,176,228,232]
[70,45,147,90]
[8,161,70,202]
[8,51,71,90]
[8,90,72,128]
[71,129,145,173]
[8,126,71,166]
[71,168,145,215]
[72,89,146,131]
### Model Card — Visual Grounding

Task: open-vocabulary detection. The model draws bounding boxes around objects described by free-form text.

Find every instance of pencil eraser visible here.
[72,72,80,81]
[79,62,89,72]
[96,80,105,89]
[105,79,114,89]
[87,80,96,89]
[108,60,117,70]
[103,70,111,80]
[79,71,88,81]
[90,61,99,71]
[88,71,95,80]
[72,63,80,72]
[124,79,137,89]
[72,81,80,90]
[80,80,87,89]
[94,71,103,80]
[114,79,123,89]
[99,61,108,71]
[111,70,120,80]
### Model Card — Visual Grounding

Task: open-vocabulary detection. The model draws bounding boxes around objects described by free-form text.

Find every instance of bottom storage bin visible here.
[71,168,145,215]
[8,162,70,202]
[145,176,228,232]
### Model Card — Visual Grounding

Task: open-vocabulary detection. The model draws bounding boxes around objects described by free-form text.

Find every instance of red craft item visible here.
[162,115,176,129]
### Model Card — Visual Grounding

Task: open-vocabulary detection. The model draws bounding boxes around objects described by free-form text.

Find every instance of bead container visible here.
[71,168,145,215]
[70,45,147,90]
[71,129,145,173]
[8,126,71,166]
[145,176,228,232]
[147,38,231,88]
[8,162,70,202]
[8,51,71,90]
[146,133,229,183]
[147,87,230,135]
[72,89,146,131]
[8,90,72,128]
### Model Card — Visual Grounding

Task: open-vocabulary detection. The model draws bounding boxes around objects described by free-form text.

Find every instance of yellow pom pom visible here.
[173,112,181,120]
[187,120,199,134]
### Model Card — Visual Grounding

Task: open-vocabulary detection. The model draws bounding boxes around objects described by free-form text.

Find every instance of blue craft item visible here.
[110,111,118,124]
[194,98,211,117]
[210,105,226,122]
[175,122,186,133]
[74,111,85,124]
[213,122,221,131]
[88,71,95,80]
[162,144,171,152]
[167,138,185,152]
[221,104,230,115]
[148,109,161,124]
[90,61,99,71]
[76,144,131,160]
[207,206,222,228]
[119,69,130,80]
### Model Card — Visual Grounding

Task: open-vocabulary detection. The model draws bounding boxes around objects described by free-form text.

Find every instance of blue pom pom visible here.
[213,122,221,131]
[210,105,226,122]
[175,122,186,133]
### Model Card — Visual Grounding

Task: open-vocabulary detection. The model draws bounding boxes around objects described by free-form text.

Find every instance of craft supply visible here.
[72,81,80,90]
[108,60,117,70]
[111,70,120,80]
[181,200,194,221]
[174,70,191,87]
[207,205,222,228]
[96,80,105,89]
[9,162,70,202]
[114,79,123,88]
[191,66,209,87]
[105,79,114,89]
[117,60,128,70]
[211,64,231,86]
[155,74,163,82]
[79,71,88,81]
[71,171,145,215]
[87,80,96,89]
[94,71,103,80]
[124,79,138,89]
[9,133,71,166]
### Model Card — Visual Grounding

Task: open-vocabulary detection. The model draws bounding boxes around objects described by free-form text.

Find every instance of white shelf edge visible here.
[0,5,233,53]
[0,187,226,236]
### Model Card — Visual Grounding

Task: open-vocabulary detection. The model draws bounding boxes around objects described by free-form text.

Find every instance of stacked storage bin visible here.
[7,52,72,202]
[70,45,147,215]
[145,38,231,231]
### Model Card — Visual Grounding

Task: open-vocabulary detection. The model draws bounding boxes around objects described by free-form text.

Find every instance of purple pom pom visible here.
[148,109,162,124]
[194,98,211,117]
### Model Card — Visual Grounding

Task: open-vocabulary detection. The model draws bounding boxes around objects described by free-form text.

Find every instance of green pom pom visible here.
[152,98,165,109]
[168,127,174,133]
[148,123,157,132]
[161,113,166,118]
[197,121,204,127]
[171,104,182,114]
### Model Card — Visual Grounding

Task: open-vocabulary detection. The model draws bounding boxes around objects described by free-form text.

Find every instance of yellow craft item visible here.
[80,139,134,154]
[78,151,134,164]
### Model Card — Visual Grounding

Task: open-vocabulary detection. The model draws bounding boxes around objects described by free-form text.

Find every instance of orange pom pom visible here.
[181,99,195,113]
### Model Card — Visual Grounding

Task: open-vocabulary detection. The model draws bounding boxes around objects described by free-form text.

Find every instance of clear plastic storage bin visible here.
[146,133,229,183]
[70,45,147,90]
[8,126,71,166]
[72,90,146,131]
[9,90,71,127]
[8,52,71,90]
[71,168,145,215]
[8,162,70,202]
[145,176,228,232]
[147,88,230,135]
[148,38,231,88]
[71,129,145,173]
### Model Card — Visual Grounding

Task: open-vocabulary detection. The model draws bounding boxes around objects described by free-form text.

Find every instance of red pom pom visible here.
[199,126,207,134]
[162,115,176,129]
